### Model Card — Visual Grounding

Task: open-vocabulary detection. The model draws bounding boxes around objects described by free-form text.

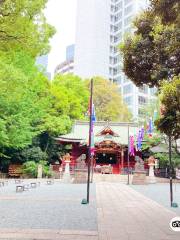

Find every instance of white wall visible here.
[74,0,110,79]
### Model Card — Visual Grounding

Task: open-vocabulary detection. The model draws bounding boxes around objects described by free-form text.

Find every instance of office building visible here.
[74,0,155,119]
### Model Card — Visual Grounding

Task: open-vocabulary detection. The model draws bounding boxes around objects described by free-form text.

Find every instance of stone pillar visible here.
[148,163,157,184]
[37,164,43,178]
[62,153,72,183]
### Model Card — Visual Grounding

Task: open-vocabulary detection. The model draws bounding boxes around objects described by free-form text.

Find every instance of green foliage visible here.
[120,0,180,138]
[156,76,180,138]
[18,147,48,163]
[120,0,180,87]
[154,152,180,168]
[22,160,52,178]
[22,161,37,178]
[0,50,50,150]
[44,74,89,136]
[142,133,161,151]
[0,0,55,57]
[86,77,132,122]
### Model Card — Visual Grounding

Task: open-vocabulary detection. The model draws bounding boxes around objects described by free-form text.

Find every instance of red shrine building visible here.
[56,121,144,174]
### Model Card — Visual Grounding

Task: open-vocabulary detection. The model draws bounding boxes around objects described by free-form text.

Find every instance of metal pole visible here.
[87,79,93,203]
[169,135,173,207]
[127,124,130,185]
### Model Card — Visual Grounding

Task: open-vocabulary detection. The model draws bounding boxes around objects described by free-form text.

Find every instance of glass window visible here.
[150,87,157,95]
[115,2,123,12]
[124,96,133,105]
[138,108,145,116]
[125,0,132,6]
[139,85,148,94]
[123,76,130,83]
[125,4,133,15]
[138,96,147,105]
[123,84,133,94]
[124,16,132,26]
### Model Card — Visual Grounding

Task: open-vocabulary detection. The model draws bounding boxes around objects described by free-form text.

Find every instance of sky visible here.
[45,0,77,75]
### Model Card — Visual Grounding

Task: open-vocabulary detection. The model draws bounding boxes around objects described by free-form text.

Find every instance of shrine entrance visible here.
[96,153,117,165]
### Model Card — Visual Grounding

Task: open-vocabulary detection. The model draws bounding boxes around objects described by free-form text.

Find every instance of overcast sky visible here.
[45,0,77,75]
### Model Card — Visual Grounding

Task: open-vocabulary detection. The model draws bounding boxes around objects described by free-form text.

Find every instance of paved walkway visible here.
[0,181,180,239]
[97,183,180,240]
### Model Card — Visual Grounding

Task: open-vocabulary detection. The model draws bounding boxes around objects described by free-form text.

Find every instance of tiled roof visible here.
[56,121,139,145]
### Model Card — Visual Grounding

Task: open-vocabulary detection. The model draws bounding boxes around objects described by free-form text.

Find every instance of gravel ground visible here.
[131,183,180,215]
[0,180,97,231]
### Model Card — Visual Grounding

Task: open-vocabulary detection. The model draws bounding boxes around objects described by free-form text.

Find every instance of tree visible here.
[0,0,55,57]
[120,0,180,138]
[156,76,180,139]
[120,0,180,87]
[43,74,89,137]
[86,77,132,122]
[0,50,50,150]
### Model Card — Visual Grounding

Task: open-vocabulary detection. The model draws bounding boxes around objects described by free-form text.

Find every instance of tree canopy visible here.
[0,0,55,57]
[120,0,180,138]
[120,0,180,87]
[156,76,180,138]
[86,77,132,122]
[43,74,89,136]
[0,50,50,150]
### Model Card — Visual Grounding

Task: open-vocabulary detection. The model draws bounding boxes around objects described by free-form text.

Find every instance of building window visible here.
[125,4,133,15]
[124,27,132,34]
[139,85,148,94]
[138,96,147,105]
[123,84,133,94]
[123,76,130,83]
[138,108,145,116]
[115,2,123,12]
[150,87,157,95]
[124,15,132,26]
[115,12,122,22]
[114,76,121,84]
[125,0,132,6]
[124,96,133,105]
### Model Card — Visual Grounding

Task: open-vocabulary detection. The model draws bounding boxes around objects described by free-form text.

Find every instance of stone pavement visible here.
[0,180,98,240]
[0,180,180,239]
[96,183,180,240]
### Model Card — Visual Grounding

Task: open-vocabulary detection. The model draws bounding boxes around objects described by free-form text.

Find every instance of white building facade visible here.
[74,0,156,120]
[55,44,75,75]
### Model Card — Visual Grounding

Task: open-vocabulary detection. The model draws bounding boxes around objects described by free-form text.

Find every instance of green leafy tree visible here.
[86,77,132,122]
[44,74,89,136]
[0,51,50,150]
[156,76,180,139]
[0,0,55,57]
[120,0,180,87]
[120,0,180,138]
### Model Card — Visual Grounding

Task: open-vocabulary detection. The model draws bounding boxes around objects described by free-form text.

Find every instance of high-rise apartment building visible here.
[74,0,156,119]
[36,54,51,80]
[55,44,75,75]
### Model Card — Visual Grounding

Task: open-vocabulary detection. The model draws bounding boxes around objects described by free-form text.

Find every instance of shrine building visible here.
[56,121,144,174]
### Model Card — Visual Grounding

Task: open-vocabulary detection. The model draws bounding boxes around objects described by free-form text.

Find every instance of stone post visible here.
[147,156,157,184]
[37,164,43,178]
[62,153,72,183]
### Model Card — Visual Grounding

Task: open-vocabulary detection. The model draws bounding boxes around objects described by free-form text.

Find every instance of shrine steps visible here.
[93,173,133,183]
